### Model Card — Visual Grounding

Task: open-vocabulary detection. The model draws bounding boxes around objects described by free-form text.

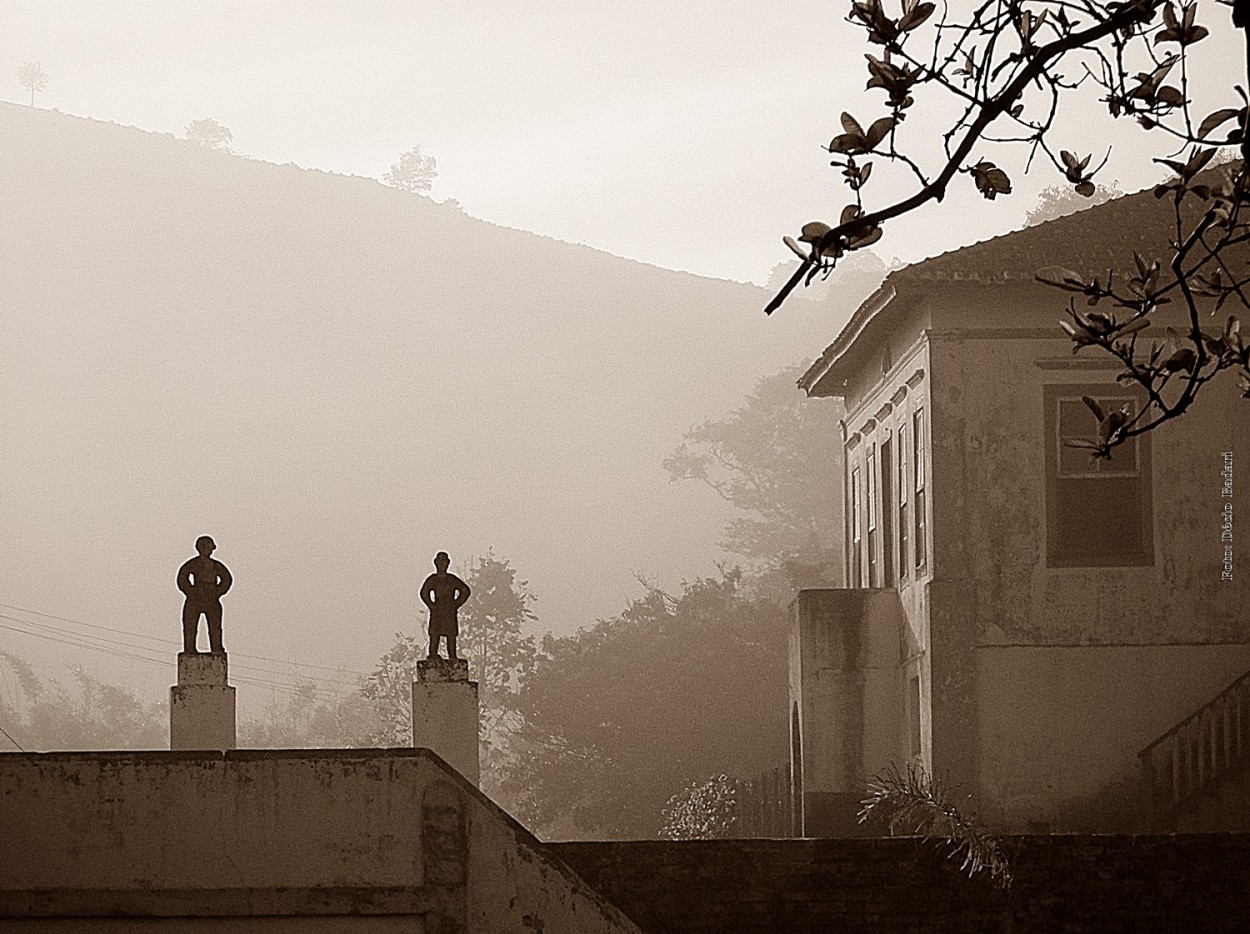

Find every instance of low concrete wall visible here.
[552,835,1250,934]
[0,748,636,934]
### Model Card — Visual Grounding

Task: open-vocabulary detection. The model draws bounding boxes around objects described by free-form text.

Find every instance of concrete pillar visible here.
[412,658,480,786]
[789,588,903,836]
[170,652,236,751]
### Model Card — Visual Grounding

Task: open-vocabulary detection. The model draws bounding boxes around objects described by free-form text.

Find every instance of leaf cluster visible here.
[1038,158,1250,457]
[660,772,741,840]
[765,0,1250,459]
[859,760,1012,887]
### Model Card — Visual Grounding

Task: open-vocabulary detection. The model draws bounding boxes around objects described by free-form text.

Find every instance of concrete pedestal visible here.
[413,657,480,786]
[170,652,236,751]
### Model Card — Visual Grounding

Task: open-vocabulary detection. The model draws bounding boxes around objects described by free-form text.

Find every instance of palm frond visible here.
[858,761,1012,888]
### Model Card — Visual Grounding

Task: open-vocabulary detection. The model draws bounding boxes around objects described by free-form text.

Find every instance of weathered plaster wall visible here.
[832,297,932,417]
[0,749,637,934]
[975,643,1250,830]
[836,325,936,753]
[0,750,425,892]
[922,280,1250,830]
[927,282,1249,646]
[466,799,638,934]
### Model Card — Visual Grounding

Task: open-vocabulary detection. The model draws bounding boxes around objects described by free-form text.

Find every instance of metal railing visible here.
[736,764,794,838]
[1139,669,1250,828]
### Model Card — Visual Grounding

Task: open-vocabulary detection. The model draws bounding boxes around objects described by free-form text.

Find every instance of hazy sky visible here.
[4,1,1240,285]
[1,2,1244,716]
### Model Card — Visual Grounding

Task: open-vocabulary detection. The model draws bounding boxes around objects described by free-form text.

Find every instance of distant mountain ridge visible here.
[0,101,869,685]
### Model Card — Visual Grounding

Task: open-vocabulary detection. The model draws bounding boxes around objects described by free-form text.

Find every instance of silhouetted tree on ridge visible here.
[17,62,47,107]
[185,117,233,152]
[383,145,438,193]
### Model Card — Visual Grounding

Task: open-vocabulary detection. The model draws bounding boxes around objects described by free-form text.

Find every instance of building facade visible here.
[791,181,1250,835]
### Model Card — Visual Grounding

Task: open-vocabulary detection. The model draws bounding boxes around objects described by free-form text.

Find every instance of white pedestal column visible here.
[170,652,236,751]
[412,658,480,786]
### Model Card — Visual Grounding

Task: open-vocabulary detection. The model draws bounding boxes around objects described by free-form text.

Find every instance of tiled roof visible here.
[800,164,1237,393]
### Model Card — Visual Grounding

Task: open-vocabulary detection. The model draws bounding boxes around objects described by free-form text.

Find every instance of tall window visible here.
[881,437,895,586]
[898,422,909,580]
[850,465,863,586]
[906,674,923,759]
[1045,386,1153,566]
[866,447,878,586]
[913,408,927,569]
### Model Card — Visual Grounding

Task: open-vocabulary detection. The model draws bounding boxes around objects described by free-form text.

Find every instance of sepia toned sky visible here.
[3,1,1240,285]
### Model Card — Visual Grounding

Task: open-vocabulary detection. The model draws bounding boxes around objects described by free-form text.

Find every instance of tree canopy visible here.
[0,652,163,751]
[498,572,789,840]
[238,682,380,748]
[664,364,843,590]
[1024,182,1125,226]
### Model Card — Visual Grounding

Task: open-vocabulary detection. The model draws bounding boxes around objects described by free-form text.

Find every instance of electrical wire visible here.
[0,618,360,704]
[0,602,370,676]
[0,614,365,692]
[0,723,24,751]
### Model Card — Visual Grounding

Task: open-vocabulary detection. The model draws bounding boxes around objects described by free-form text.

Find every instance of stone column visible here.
[790,588,903,837]
[413,658,480,786]
[170,652,237,751]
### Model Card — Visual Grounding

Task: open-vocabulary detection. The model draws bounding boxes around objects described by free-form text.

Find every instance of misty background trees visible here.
[496,571,789,839]
[361,553,537,755]
[2,355,827,838]
[1023,183,1125,227]
[664,364,843,593]
[0,652,163,751]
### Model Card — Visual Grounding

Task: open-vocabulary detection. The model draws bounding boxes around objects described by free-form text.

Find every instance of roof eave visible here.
[799,282,898,397]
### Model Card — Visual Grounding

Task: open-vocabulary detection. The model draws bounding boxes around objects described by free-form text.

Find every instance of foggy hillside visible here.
[0,102,869,694]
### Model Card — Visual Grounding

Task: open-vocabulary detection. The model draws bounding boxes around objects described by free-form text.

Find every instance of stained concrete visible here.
[0,748,638,933]
[413,658,480,787]
[169,651,236,751]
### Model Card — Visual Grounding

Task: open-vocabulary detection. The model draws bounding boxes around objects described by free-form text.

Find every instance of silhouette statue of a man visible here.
[421,551,471,660]
[177,535,233,654]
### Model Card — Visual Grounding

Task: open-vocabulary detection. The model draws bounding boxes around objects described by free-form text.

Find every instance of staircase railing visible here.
[1139,669,1250,828]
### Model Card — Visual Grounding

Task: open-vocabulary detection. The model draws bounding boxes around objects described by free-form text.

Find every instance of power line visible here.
[0,603,171,644]
[0,723,24,751]
[0,614,365,691]
[0,602,370,677]
[0,620,359,703]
